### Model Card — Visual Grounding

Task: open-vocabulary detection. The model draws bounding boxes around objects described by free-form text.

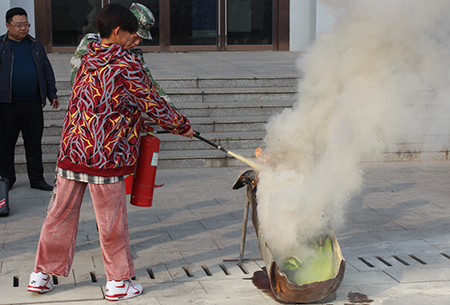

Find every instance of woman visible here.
[28,4,194,301]
[47,3,172,214]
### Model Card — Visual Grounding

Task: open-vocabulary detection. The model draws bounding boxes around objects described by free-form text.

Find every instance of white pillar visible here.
[289,0,316,52]
[316,0,335,33]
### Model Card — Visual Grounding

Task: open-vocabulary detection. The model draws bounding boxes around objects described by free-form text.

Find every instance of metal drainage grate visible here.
[12,263,255,286]
[11,273,62,287]
[201,265,212,276]
[358,254,429,268]
[409,254,427,265]
[182,266,194,277]
[375,256,392,267]
[358,257,374,268]
[219,264,231,275]
[90,271,98,282]
[147,268,155,279]
[177,263,248,278]
[143,265,232,280]
[237,263,249,274]
[392,255,409,266]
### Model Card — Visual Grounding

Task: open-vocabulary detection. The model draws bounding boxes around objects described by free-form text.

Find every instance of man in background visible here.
[0,7,59,191]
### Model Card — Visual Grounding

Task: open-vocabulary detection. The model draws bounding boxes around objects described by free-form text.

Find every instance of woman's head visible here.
[96,3,138,39]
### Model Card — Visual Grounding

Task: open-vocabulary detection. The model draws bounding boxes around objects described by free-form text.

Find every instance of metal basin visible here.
[234,170,346,303]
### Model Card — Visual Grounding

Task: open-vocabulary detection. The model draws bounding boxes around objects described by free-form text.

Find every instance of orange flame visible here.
[255,147,270,164]
[255,147,263,158]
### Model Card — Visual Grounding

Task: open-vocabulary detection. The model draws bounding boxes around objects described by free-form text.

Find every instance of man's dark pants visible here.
[0,99,45,188]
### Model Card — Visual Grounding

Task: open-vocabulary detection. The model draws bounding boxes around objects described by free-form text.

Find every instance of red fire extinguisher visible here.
[130,122,164,207]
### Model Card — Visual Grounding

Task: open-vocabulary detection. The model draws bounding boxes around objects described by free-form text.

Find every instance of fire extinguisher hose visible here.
[153,129,261,170]
[193,131,228,153]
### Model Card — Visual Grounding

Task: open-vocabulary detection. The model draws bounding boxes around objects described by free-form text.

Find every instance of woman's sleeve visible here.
[124,61,191,135]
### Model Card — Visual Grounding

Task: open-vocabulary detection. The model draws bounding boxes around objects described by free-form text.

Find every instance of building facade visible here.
[0,0,327,53]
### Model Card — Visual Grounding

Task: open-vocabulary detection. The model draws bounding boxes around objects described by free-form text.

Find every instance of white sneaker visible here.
[105,279,143,301]
[28,271,54,293]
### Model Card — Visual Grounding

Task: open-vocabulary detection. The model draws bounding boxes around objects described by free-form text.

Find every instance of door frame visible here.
[35,0,289,53]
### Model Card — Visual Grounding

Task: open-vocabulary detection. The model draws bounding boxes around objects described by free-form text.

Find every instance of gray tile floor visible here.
[2,161,450,304]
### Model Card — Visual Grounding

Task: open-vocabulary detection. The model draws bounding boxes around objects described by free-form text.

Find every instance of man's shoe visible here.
[105,279,143,301]
[31,182,53,191]
[28,271,54,293]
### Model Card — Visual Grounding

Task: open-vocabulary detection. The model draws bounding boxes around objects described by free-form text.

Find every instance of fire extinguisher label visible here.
[151,152,159,166]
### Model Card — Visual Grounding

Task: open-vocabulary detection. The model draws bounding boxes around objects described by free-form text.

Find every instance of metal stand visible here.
[224,183,261,265]
[238,184,251,267]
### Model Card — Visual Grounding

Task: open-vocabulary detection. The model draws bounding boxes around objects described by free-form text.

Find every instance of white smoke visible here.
[257,0,450,262]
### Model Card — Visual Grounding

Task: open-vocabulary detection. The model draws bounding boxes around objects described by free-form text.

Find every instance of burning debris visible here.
[232,169,258,189]
[280,234,335,286]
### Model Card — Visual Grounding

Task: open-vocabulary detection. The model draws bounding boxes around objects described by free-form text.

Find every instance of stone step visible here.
[158,131,265,151]
[18,74,296,173]
[17,75,450,173]
[163,101,292,117]
[165,87,298,103]
[43,100,294,120]
[15,131,266,155]
[52,87,298,106]
[55,76,300,91]
[158,76,300,89]
[40,116,271,137]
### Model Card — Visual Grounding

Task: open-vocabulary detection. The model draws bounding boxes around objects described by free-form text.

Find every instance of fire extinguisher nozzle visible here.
[218,146,228,153]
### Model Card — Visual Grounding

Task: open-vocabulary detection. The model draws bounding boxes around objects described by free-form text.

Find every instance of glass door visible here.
[51,0,102,47]
[37,0,284,52]
[226,0,273,49]
[167,0,274,50]
[169,0,218,50]
[50,0,161,50]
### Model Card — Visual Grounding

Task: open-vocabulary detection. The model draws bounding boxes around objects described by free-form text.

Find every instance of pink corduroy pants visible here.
[34,175,135,281]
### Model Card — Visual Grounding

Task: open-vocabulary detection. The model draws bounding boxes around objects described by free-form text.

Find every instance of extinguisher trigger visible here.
[155,183,165,188]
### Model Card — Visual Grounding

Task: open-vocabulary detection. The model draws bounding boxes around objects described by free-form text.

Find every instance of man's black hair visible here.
[6,7,27,24]
[96,3,138,38]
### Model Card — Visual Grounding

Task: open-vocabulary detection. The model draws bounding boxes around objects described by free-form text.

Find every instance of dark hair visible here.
[6,7,27,24]
[96,3,138,38]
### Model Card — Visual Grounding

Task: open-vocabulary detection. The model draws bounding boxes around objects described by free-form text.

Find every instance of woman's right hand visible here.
[181,127,195,138]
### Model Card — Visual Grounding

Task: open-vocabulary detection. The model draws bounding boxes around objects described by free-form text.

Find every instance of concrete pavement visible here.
[2,161,450,304]
[2,51,450,304]
[47,51,302,81]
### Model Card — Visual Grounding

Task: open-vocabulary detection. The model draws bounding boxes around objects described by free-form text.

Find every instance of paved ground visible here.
[47,51,302,81]
[2,161,450,304]
[2,52,450,304]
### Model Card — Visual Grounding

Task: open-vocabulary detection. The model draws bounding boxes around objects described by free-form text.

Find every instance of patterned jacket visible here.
[58,42,190,177]
[70,33,169,100]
